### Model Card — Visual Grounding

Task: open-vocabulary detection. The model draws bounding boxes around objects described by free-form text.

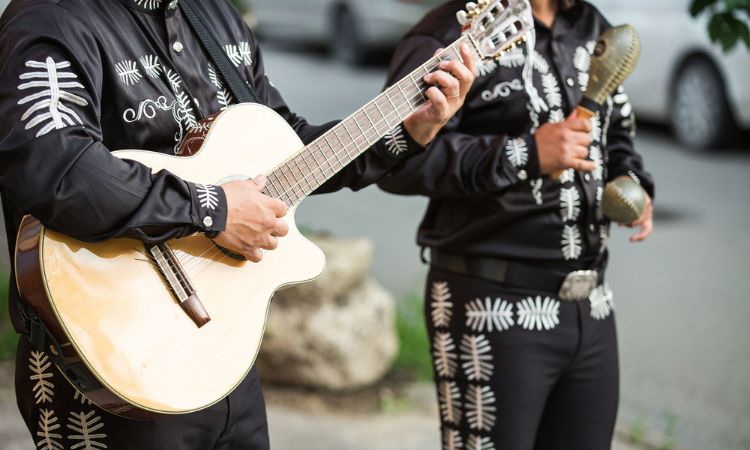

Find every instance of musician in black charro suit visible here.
[379,0,655,448]
[0,0,475,448]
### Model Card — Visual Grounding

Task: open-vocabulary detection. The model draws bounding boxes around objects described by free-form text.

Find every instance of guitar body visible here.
[15,103,326,418]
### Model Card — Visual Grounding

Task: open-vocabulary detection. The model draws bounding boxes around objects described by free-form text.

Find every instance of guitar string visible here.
[177,34,525,273]
[174,41,470,269]
[175,85,428,273]
[175,81,434,274]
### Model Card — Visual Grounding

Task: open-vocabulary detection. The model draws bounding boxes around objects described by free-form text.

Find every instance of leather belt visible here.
[429,249,604,301]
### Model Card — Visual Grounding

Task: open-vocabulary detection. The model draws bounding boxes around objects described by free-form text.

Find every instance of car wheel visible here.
[331,6,368,65]
[671,57,738,150]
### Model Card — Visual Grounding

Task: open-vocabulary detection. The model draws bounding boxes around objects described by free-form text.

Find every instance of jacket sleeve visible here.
[377,34,541,199]
[244,33,425,194]
[605,86,655,199]
[0,5,227,243]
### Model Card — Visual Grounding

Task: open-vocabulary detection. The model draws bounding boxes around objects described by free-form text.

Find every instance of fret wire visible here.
[352,113,372,146]
[291,155,311,193]
[450,42,462,62]
[372,96,394,131]
[396,81,417,112]
[383,89,405,122]
[287,158,308,199]
[341,120,361,154]
[298,149,320,185]
[409,73,426,102]
[308,142,329,183]
[361,105,381,138]
[282,75,441,203]
[318,140,337,178]
[323,133,344,168]
[331,126,352,161]
[266,177,281,199]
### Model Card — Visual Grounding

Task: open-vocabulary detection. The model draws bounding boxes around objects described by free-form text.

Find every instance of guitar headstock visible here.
[457,0,534,61]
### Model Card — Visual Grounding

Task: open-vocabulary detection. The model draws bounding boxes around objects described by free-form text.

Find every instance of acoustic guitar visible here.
[15,0,533,418]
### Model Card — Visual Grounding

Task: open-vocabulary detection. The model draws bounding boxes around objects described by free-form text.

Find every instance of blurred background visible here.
[0,0,748,449]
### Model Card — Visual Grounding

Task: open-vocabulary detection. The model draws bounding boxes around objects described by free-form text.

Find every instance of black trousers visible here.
[15,337,269,450]
[425,267,619,450]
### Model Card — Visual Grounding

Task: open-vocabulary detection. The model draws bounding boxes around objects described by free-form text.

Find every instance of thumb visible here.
[565,109,580,122]
[252,174,268,190]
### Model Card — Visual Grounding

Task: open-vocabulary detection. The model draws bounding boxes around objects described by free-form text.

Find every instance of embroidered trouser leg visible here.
[15,336,270,450]
[425,267,618,450]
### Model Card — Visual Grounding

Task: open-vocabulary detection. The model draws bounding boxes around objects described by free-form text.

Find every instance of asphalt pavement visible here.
[0,42,748,450]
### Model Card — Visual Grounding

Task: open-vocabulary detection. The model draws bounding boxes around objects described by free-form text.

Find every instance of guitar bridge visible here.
[147,243,211,328]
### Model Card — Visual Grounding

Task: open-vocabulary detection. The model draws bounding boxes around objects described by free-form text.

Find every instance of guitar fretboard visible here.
[264,34,474,206]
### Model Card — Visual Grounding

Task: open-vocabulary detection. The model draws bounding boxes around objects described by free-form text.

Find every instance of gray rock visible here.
[257,237,398,391]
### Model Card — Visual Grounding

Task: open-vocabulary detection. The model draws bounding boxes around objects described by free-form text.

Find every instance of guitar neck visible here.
[264,33,475,206]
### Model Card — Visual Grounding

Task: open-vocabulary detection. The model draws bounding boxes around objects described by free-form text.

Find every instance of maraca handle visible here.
[550,105,596,180]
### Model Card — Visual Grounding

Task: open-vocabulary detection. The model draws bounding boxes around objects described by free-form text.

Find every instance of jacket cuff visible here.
[187,182,228,237]
[500,133,541,182]
[381,124,426,160]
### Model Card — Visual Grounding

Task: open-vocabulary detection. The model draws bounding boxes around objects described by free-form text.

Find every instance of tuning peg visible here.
[456,10,469,25]
[465,2,479,16]
[478,0,490,7]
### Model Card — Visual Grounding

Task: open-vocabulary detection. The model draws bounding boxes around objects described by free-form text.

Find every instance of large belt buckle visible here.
[558,270,598,301]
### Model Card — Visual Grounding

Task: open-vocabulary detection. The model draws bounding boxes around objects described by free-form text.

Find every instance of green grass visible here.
[393,293,433,382]
[0,268,17,360]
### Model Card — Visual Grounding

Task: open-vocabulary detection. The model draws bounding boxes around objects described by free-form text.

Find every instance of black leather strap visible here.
[429,249,604,294]
[179,0,260,104]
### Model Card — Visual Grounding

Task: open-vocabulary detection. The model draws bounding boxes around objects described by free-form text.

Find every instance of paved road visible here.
[1,42,748,450]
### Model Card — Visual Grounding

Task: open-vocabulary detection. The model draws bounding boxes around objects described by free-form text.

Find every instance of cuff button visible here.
[203,216,214,228]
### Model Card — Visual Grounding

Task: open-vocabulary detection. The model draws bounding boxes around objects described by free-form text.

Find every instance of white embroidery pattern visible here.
[208,64,235,111]
[438,381,462,425]
[384,125,409,155]
[175,91,197,129]
[561,225,583,260]
[443,429,463,450]
[467,435,496,450]
[36,409,63,450]
[224,42,253,67]
[589,284,615,320]
[574,45,592,91]
[138,55,162,79]
[559,169,575,184]
[599,226,609,254]
[613,86,635,134]
[460,334,494,382]
[18,58,89,138]
[498,47,526,68]
[541,73,562,108]
[166,69,183,93]
[73,390,92,406]
[590,111,602,142]
[589,145,603,181]
[548,108,565,124]
[465,385,497,432]
[196,184,219,210]
[431,281,453,328]
[66,411,108,449]
[530,178,544,206]
[476,59,498,77]
[115,60,142,86]
[516,296,560,331]
[29,351,55,404]
[465,297,514,333]
[133,0,162,10]
[559,187,581,222]
[505,138,528,167]
[481,79,523,102]
[433,332,459,378]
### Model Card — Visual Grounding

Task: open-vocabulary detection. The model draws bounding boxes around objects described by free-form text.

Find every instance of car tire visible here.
[670,57,739,150]
[331,6,368,65]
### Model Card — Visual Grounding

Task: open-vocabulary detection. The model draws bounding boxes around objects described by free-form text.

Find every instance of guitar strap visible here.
[179,0,261,105]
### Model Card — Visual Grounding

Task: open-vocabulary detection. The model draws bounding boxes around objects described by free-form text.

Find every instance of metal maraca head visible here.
[585,24,641,106]
[601,177,647,224]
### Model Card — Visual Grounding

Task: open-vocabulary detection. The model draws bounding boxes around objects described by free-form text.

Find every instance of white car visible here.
[596,0,750,149]
[245,0,442,64]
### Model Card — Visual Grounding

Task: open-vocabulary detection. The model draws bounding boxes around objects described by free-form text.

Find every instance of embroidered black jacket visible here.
[379,0,655,270]
[0,0,422,332]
